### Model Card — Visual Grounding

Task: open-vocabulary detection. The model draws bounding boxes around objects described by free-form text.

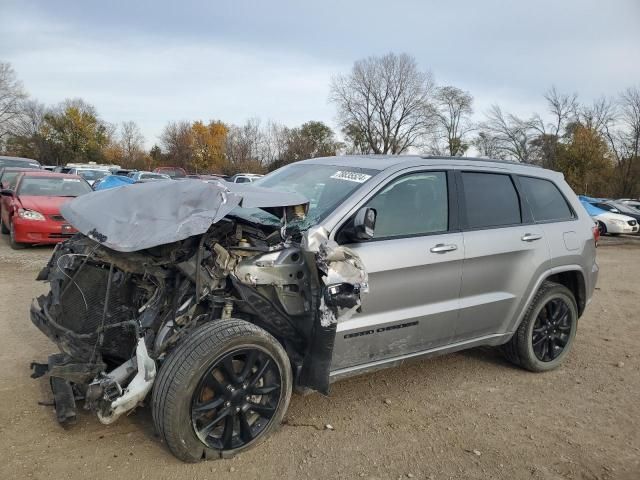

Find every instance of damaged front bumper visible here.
[30,180,368,428]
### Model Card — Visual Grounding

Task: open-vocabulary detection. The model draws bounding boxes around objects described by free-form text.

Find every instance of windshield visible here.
[18,177,93,197]
[233,163,379,229]
[78,169,109,181]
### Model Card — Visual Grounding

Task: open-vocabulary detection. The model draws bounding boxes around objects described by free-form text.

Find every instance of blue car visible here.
[93,175,136,191]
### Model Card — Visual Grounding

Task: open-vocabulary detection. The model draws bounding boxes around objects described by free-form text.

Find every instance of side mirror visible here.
[610,208,619,213]
[351,207,376,240]
[0,189,14,197]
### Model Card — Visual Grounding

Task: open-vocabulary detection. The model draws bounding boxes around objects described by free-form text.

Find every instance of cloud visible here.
[1,0,639,146]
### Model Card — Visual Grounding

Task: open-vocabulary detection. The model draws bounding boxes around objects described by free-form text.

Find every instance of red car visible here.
[153,166,186,179]
[0,171,92,249]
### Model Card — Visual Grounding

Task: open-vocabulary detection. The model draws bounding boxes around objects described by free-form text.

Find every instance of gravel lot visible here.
[1,235,638,480]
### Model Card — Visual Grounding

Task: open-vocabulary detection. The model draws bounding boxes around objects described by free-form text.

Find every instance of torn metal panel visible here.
[60,179,308,252]
[316,240,369,327]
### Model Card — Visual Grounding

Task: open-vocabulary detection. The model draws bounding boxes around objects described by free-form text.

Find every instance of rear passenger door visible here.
[331,170,464,370]
[455,171,550,341]
[517,175,581,269]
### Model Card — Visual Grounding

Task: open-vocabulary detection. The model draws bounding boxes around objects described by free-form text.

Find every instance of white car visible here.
[67,167,110,186]
[592,210,639,235]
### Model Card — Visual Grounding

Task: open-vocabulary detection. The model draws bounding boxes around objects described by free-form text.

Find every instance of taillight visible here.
[592,224,600,247]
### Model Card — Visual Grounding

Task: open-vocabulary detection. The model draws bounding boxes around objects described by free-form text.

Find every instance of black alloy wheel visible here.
[531,298,573,362]
[191,347,282,451]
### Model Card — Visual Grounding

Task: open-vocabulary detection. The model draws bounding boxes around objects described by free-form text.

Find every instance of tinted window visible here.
[235,177,251,183]
[519,176,574,222]
[365,172,448,238]
[461,172,521,228]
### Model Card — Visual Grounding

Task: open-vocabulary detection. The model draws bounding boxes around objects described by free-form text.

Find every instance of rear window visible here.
[18,177,93,197]
[519,176,574,222]
[461,172,521,229]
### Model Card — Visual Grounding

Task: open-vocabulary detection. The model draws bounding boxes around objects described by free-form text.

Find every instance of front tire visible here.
[502,281,578,372]
[9,221,25,249]
[152,319,292,462]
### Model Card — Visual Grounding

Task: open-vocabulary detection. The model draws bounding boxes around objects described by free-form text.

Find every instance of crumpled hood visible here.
[60,179,308,252]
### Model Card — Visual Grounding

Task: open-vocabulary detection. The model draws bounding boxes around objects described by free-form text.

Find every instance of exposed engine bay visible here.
[29,180,367,426]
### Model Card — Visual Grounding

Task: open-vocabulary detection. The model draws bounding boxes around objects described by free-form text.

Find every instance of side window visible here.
[519,176,574,222]
[365,171,448,239]
[461,172,521,229]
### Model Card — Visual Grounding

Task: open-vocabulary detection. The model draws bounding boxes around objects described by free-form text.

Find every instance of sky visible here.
[2,0,639,147]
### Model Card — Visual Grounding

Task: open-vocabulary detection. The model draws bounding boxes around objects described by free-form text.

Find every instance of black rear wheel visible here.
[152,319,292,462]
[502,281,578,372]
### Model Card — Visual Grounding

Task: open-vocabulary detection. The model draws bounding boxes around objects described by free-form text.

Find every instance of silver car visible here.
[30,156,598,462]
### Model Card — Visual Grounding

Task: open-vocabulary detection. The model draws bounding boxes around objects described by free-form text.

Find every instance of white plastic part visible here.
[97,338,156,425]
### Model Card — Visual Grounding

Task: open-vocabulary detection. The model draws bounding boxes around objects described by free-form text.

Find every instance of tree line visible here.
[1,55,639,197]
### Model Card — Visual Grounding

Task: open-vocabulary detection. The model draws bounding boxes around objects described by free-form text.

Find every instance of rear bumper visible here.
[12,217,76,244]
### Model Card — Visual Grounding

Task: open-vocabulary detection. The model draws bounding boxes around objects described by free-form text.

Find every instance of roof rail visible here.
[419,155,543,168]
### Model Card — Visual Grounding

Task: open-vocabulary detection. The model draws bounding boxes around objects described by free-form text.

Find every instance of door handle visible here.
[521,233,543,242]
[430,243,458,253]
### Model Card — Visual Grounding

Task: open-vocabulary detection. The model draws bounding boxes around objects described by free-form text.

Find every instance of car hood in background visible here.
[60,179,309,252]
[18,195,74,215]
[594,211,636,223]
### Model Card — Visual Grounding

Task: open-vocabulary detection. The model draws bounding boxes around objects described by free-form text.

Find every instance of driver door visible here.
[330,170,463,371]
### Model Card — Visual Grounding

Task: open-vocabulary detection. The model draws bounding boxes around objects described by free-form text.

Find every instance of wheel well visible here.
[546,270,586,317]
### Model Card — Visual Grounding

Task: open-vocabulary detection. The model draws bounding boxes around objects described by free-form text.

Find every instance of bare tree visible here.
[329,53,435,154]
[604,87,640,196]
[0,62,27,144]
[480,105,535,162]
[120,121,145,167]
[472,131,505,159]
[432,86,474,156]
[225,118,266,173]
[160,121,193,168]
[531,86,578,137]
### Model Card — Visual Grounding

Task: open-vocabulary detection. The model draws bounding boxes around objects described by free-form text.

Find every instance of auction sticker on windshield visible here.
[330,171,372,183]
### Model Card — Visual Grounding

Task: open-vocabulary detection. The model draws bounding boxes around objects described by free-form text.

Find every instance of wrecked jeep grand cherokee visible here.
[30,156,598,462]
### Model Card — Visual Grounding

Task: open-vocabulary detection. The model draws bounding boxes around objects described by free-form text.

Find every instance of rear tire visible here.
[0,217,8,234]
[152,319,292,462]
[9,221,25,249]
[502,281,578,372]
[597,221,607,236]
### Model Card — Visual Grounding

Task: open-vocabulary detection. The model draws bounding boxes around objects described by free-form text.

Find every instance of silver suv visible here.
[30,155,598,462]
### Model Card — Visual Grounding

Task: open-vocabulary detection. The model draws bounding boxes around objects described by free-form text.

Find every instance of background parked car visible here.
[580,199,638,236]
[64,167,110,186]
[0,171,92,249]
[93,175,136,190]
[228,173,263,183]
[0,155,41,169]
[111,168,137,176]
[618,199,640,211]
[187,173,228,181]
[153,166,187,179]
[588,199,640,224]
[129,171,171,182]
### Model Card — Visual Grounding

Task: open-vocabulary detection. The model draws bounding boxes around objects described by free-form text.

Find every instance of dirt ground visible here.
[0,236,638,480]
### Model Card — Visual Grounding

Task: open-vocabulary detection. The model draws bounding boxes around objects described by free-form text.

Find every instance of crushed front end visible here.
[29,180,367,427]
